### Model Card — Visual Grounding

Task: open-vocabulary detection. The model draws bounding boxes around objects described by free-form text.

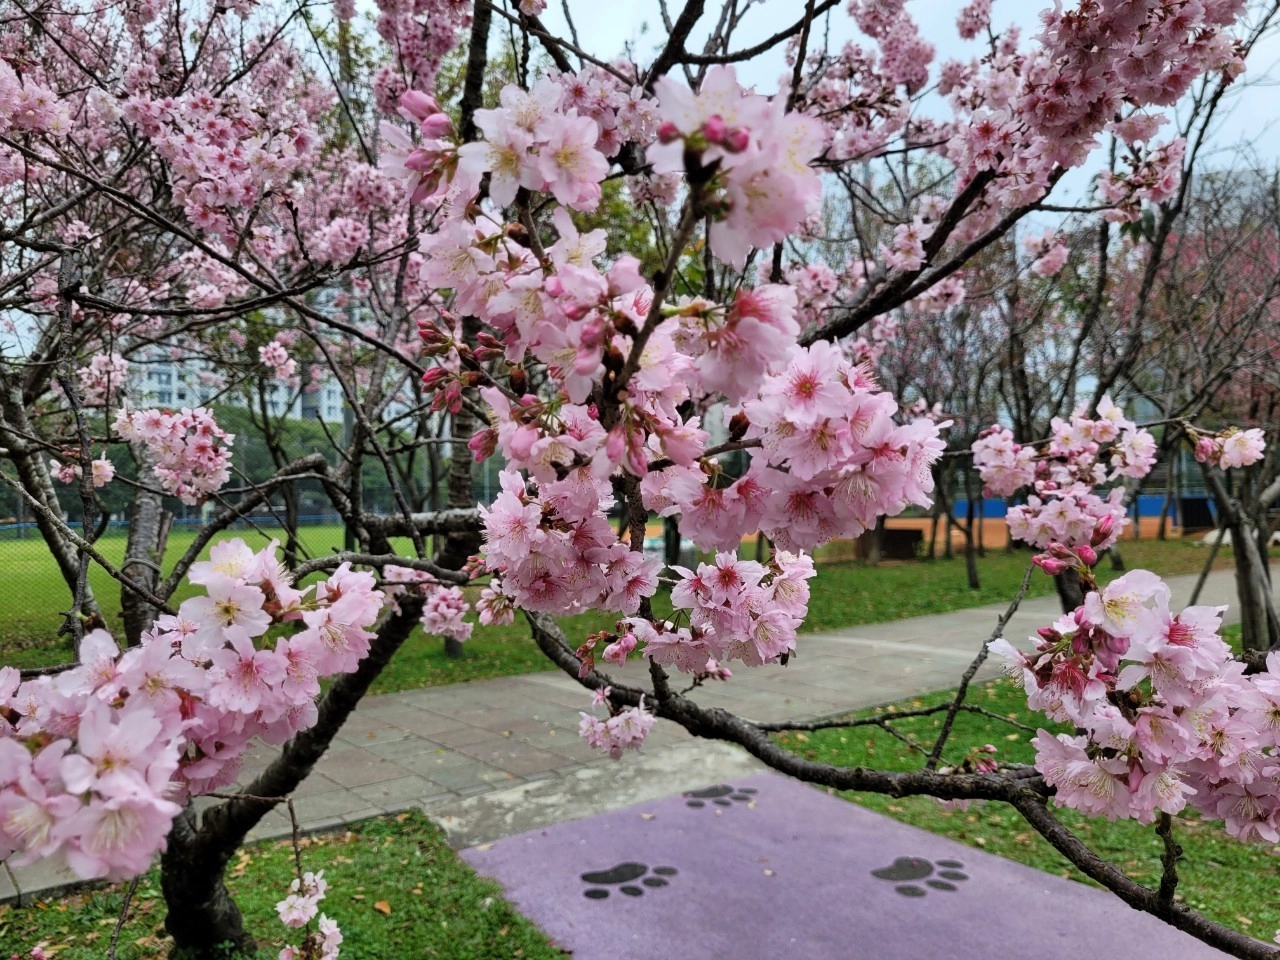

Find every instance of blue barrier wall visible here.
[949,495,1214,522]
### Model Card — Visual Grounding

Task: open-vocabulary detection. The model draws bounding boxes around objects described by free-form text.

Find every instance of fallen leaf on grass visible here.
[374,900,392,916]
[640,813,655,821]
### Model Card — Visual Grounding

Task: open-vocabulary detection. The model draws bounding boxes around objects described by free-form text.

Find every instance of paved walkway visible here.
[0,568,1261,903]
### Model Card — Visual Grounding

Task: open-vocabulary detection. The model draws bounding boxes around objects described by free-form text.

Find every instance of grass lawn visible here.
[0,527,1241,694]
[0,810,567,960]
[775,678,1280,939]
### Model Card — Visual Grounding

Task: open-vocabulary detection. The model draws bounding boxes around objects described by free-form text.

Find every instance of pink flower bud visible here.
[1047,541,1073,560]
[421,112,455,139]
[605,426,625,462]
[1076,545,1098,567]
[602,632,637,665]
[509,424,539,460]
[468,428,497,462]
[1032,554,1069,576]
[1194,436,1218,464]
[702,114,728,144]
[543,275,565,298]
[421,366,450,390]
[398,90,440,122]
[656,121,681,144]
[723,126,751,153]
[1090,514,1115,547]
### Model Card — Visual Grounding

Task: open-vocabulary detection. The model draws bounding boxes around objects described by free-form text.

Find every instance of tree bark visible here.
[0,380,100,619]
[120,441,168,645]
[161,599,424,957]
[1055,568,1085,613]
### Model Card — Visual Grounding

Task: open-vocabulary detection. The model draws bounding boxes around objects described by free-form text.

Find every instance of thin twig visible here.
[925,562,1036,770]
[106,877,140,960]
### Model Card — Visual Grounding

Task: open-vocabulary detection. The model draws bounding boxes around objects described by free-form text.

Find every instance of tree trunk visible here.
[0,382,100,619]
[963,467,980,590]
[976,494,986,558]
[867,516,885,566]
[121,441,168,645]
[281,480,301,571]
[1055,568,1085,613]
[161,599,425,956]
[664,516,681,567]
[160,809,255,959]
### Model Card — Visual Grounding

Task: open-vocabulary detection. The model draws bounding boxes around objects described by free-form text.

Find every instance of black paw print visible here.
[682,784,758,808]
[871,857,969,897]
[581,862,678,899]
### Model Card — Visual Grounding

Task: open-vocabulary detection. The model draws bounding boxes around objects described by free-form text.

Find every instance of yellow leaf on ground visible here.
[374,900,392,915]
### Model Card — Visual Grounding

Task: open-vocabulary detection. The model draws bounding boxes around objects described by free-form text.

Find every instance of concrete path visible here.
[0,567,1260,904]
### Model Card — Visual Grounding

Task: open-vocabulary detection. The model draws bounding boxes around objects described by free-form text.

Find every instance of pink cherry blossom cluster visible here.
[259,339,298,382]
[1097,137,1188,223]
[478,470,662,616]
[971,425,1036,497]
[75,353,129,406]
[114,406,234,504]
[644,341,946,555]
[972,397,1156,549]
[785,262,839,327]
[992,567,1280,839]
[549,64,660,159]
[383,565,473,643]
[625,551,816,673]
[313,217,369,265]
[578,687,656,760]
[49,454,115,489]
[458,78,611,211]
[1192,428,1267,470]
[649,65,825,267]
[0,59,71,137]
[475,581,516,627]
[276,870,343,960]
[0,539,385,881]
[1025,231,1069,278]
[369,0,470,113]
[128,73,319,243]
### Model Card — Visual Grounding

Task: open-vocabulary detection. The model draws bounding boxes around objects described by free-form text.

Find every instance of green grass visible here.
[775,678,1280,938]
[0,810,567,960]
[0,527,1238,694]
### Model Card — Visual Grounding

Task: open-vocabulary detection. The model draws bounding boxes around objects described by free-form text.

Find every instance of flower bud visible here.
[1076,545,1098,567]
[723,126,751,153]
[702,114,728,144]
[420,366,450,390]
[398,90,441,122]
[1090,514,1115,547]
[656,121,681,144]
[468,427,497,462]
[421,112,455,139]
[1032,554,1068,576]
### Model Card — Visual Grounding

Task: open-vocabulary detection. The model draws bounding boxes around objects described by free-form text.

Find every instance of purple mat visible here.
[462,771,1231,959]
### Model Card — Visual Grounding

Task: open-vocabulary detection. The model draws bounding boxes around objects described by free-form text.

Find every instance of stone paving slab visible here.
[0,569,1262,905]
[462,771,1232,960]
